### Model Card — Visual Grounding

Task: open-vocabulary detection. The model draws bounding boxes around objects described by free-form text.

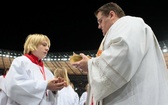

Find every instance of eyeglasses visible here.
[97,16,103,25]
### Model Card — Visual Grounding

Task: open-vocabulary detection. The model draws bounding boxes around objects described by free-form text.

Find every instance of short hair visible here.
[23,33,50,54]
[94,2,125,18]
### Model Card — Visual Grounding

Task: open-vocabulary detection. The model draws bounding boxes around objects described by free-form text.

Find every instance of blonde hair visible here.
[70,82,74,89]
[23,33,50,54]
[85,83,89,92]
[54,66,70,85]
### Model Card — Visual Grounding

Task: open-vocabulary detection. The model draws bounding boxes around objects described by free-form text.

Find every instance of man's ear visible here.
[109,11,115,18]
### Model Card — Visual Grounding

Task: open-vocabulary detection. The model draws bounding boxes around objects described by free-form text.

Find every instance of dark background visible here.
[0,1,168,53]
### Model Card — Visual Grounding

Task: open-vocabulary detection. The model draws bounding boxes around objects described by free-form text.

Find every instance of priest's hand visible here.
[71,53,90,72]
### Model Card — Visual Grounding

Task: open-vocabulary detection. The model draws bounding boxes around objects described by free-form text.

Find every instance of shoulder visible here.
[13,55,30,62]
[11,55,31,66]
[81,91,87,96]
[121,16,145,24]
[112,16,147,32]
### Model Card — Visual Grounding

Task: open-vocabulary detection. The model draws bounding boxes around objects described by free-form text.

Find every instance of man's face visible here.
[96,12,112,36]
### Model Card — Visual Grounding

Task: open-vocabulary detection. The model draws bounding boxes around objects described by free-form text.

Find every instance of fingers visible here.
[48,78,67,91]
[71,62,80,68]
[55,82,66,90]
[57,77,65,82]
[80,53,87,58]
[72,63,83,71]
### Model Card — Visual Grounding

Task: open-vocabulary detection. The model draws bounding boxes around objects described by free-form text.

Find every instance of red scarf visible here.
[24,54,43,67]
[24,54,46,80]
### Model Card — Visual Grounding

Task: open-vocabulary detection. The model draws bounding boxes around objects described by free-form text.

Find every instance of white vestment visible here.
[87,16,168,105]
[0,76,8,105]
[5,56,56,105]
[55,85,79,105]
[79,91,87,105]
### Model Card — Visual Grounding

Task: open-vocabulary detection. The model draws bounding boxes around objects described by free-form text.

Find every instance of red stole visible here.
[24,54,46,80]
[91,36,106,105]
